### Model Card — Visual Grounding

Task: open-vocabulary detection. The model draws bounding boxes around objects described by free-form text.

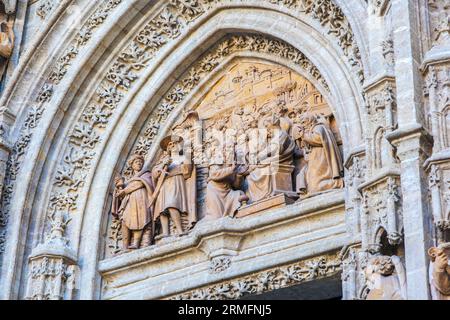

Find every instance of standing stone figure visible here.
[152,135,197,239]
[111,155,154,250]
[364,255,407,300]
[294,113,344,196]
[245,116,295,203]
[428,244,450,300]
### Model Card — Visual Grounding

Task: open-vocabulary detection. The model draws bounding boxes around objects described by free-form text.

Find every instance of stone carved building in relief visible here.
[0,0,448,300]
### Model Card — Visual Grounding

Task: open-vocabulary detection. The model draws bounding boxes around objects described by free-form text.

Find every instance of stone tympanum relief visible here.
[428,243,450,300]
[106,60,344,255]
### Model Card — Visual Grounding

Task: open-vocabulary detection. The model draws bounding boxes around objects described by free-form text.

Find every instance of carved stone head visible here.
[127,154,145,173]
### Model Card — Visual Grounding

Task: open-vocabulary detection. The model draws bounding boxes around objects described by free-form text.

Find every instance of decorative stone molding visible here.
[168,253,341,300]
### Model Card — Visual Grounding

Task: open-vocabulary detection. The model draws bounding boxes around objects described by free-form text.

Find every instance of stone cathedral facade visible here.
[0,0,449,300]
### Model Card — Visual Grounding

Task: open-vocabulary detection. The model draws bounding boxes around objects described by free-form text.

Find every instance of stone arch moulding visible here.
[0,0,368,300]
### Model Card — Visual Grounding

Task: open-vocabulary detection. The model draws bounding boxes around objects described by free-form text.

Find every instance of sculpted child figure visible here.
[111,155,154,250]
[152,135,197,239]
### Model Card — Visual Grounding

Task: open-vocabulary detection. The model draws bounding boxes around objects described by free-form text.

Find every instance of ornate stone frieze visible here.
[168,253,341,300]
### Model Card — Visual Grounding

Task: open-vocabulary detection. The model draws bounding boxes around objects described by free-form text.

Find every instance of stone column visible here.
[388,0,434,299]
[388,127,433,299]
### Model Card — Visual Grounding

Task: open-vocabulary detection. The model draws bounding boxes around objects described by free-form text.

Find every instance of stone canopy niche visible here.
[106,59,344,257]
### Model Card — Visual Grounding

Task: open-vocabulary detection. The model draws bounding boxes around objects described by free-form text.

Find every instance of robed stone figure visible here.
[111,154,154,250]
[152,135,197,239]
[245,116,295,203]
[294,114,344,196]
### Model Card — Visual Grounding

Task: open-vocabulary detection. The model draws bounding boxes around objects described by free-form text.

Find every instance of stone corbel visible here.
[197,232,244,273]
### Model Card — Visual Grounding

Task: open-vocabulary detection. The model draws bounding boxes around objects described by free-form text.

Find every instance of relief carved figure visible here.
[111,155,154,250]
[205,163,248,220]
[152,135,197,239]
[428,244,450,300]
[244,116,296,203]
[364,255,407,300]
[204,137,248,220]
[294,113,344,197]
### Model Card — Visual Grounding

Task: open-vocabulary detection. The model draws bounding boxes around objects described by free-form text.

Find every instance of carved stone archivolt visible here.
[168,253,341,300]
[0,0,366,300]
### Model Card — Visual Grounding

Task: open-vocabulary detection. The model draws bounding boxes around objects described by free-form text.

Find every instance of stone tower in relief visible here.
[0,0,448,301]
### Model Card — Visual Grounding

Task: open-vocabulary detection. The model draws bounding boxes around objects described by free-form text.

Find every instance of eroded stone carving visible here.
[427,0,450,47]
[364,255,407,300]
[428,243,450,300]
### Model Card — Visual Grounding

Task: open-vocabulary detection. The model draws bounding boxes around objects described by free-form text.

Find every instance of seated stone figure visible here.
[428,244,450,300]
[204,137,248,219]
[245,115,295,203]
[294,113,344,196]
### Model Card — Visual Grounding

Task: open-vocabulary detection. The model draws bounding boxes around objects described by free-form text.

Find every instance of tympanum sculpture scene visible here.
[109,62,345,251]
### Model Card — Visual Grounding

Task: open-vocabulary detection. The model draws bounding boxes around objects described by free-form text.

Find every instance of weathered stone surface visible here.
[0,0,447,300]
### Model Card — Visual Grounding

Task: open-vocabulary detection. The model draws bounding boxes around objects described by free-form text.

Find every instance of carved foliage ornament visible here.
[169,254,341,300]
